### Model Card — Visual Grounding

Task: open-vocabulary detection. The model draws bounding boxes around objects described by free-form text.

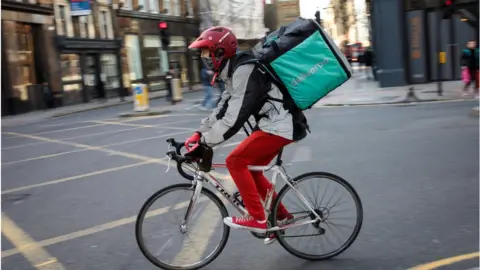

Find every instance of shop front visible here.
[1,2,59,116]
[55,37,123,105]
[117,13,200,94]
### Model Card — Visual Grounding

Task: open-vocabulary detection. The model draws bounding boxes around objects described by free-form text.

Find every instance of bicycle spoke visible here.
[272,173,362,260]
[136,184,229,270]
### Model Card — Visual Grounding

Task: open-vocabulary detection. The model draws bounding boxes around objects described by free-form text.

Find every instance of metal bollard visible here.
[171,78,183,103]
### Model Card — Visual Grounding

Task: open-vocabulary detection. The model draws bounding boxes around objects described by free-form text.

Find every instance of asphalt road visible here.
[1,98,479,270]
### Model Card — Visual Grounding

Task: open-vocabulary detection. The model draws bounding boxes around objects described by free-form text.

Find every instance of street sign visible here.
[133,84,149,112]
[439,52,447,64]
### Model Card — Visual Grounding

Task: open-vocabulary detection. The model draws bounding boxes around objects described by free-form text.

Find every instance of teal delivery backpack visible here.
[247,17,353,110]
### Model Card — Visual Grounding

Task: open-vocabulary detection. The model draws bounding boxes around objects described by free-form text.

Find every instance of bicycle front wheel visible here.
[135,183,230,270]
[271,172,363,260]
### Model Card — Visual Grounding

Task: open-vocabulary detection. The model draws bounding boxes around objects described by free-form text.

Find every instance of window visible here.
[143,35,169,78]
[100,11,108,38]
[58,5,67,35]
[185,0,193,17]
[3,22,36,101]
[101,54,120,90]
[137,0,146,11]
[163,0,170,14]
[171,0,180,16]
[72,16,89,37]
[61,54,81,83]
[148,0,159,13]
[122,0,132,10]
[125,35,143,80]
[80,16,88,37]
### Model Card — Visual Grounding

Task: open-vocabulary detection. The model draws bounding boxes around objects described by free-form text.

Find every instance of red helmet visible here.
[189,26,238,72]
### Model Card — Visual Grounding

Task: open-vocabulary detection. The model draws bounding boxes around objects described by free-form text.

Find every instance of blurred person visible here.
[185,26,308,238]
[363,47,374,80]
[200,64,215,110]
[460,40,479,98]
[165,65,174,103]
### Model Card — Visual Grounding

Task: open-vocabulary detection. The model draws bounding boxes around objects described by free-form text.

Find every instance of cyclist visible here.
[185,26,309,243]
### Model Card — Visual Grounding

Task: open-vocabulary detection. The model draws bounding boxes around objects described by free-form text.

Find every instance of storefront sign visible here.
[70,0,91,16]
[407,10,427,83]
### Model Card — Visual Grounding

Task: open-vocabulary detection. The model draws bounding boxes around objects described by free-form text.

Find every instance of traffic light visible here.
[442,0,455,19]
[159,21,170,48]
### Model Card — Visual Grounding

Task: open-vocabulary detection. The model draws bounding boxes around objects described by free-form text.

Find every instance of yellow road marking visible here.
[3,131,236,266]
[156,126,199,131]
[172,178,235,264]
[2,161,153,194]
[89,120,155,128]
[1,199,206,259]
[2,126,149,150]
[119,114,205,123]
[3,132,231,181]
[2,148,91,166]
[31,124,105,135]
[407,252,480,270]
[1,130,191,166]
[2,213,66,269]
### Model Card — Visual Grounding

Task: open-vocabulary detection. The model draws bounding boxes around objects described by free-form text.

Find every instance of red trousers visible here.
[226,130,292,221]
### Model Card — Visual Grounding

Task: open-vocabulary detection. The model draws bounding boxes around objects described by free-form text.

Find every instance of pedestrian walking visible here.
[460,40,479,98]
[200,66,215,110]
[165,65,174,103]
[363,47,374,80]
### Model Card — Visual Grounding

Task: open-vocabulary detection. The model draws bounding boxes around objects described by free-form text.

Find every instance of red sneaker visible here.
[223,216,267,233]
[264,213,294,245]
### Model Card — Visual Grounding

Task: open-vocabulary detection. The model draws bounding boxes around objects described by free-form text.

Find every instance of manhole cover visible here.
[421,90,439,93]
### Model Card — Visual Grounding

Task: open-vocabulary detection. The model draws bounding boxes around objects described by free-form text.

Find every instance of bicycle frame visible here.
[181,162,324,232]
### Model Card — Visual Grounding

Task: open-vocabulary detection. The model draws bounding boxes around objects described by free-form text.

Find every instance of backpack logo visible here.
[290,59,329,87]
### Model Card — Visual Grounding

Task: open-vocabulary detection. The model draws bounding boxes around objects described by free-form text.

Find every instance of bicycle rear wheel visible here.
[271,172,363,260]
[136,183,230,270]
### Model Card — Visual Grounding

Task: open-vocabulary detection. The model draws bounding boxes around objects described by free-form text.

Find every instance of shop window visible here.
[143,35,169,78]
[125,35,143,80]
[61,54,82,105]
[4,22,36,101]
[101,54,120,90]
[61,54,81,83]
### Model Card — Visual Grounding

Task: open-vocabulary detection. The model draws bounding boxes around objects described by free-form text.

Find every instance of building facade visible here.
[264,0,299,34]
[371,0,478,87]
[117,0,201,93]
[54,0,123,105]
[2,0,58,116]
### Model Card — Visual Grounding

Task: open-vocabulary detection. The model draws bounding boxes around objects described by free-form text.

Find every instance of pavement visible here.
[315,67,478,107]
[1,98,479,270]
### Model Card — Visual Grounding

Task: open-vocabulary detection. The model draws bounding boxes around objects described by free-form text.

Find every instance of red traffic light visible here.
[158,22,168,29]
[445,0,452,5]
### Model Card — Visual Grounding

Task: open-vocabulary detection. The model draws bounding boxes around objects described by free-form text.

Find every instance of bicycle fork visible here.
[180,173,204,233]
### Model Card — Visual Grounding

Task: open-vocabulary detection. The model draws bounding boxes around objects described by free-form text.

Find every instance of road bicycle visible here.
[135,138,363,270]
